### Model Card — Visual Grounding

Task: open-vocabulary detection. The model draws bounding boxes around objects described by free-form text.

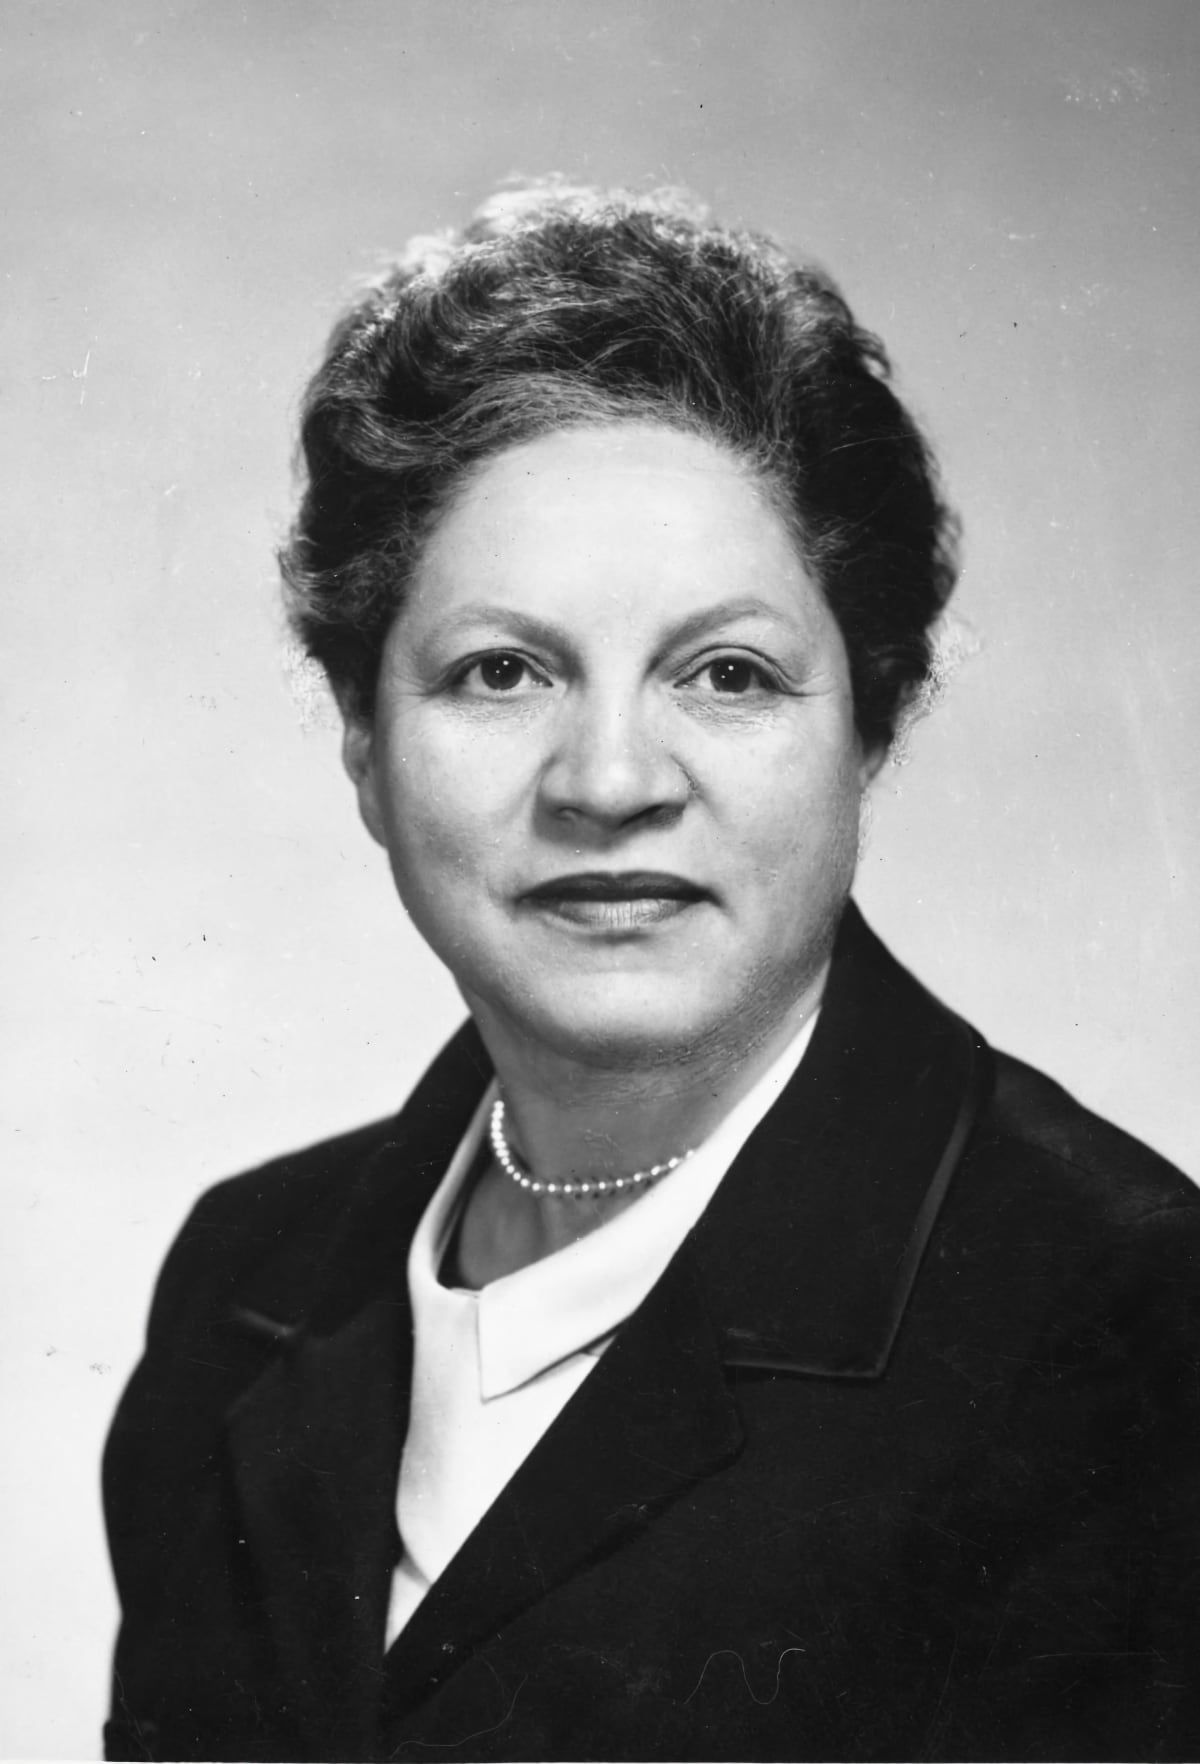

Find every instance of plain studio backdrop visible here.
[3,2,1199,1755]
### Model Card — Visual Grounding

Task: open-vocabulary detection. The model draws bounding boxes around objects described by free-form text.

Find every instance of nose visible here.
[538,686,691,831]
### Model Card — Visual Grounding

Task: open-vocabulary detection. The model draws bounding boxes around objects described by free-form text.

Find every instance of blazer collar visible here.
[689,901,987,1379]
[226,1015,494,1342]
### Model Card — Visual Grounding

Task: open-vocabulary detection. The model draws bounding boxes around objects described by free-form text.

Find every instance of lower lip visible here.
[524,896,702,930]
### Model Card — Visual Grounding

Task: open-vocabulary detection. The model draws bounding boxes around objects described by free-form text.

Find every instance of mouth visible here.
[520,871,712,930]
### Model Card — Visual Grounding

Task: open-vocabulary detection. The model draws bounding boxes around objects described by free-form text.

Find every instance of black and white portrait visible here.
[5,5,1199,1758]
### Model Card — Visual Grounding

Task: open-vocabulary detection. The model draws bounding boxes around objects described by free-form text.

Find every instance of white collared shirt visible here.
[386,1009,819,1646]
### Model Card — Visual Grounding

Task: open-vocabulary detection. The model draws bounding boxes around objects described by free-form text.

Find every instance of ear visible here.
[337,702,388,848]
[858,740,888,791]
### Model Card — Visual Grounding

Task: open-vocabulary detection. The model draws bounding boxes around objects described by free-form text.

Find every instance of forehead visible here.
[410,422,815,619]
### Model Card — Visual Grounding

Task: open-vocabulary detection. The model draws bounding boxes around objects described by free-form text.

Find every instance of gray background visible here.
[3,1,1198,1754]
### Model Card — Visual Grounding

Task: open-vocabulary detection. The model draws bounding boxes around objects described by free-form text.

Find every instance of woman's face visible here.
[347,422,877,1071]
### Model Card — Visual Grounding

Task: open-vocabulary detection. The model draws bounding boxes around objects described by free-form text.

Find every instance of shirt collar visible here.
[408,1009,820,1401]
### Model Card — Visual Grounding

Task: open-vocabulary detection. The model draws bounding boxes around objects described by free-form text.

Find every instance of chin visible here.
[508,975,754,1072]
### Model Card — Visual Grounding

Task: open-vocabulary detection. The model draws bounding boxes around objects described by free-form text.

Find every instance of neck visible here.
[457,972,825,1270]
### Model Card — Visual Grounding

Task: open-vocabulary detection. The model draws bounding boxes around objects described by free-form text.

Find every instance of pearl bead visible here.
[489,1098,694,1203]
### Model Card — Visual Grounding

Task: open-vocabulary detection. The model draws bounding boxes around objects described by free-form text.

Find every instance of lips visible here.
[523,871,709,903]
[520,871,711,929]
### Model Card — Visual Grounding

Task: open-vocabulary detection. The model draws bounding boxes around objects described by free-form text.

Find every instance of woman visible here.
[103,183,1200,1762]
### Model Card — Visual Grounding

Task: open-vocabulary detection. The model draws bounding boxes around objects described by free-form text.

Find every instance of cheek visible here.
[737,728,863,864]
[375,730,512,896]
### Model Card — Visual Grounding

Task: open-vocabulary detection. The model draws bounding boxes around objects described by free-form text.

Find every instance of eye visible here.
[454,651,551,695]
[685,655,778,696]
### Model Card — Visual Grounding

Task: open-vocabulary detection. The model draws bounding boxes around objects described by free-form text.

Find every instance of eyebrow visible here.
[433,597,800,652]
[654,598,800,649]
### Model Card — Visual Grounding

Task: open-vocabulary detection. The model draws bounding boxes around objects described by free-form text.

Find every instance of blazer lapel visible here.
[379,1245,743,1725]
[224,1296,408,1754]
[690,902,988,1377]
[220,1021,495,1748]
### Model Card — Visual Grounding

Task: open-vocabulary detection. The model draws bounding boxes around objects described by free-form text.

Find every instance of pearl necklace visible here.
[488,1098,694,1199]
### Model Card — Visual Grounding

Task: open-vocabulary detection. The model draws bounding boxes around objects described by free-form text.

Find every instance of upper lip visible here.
[521,870,710,903]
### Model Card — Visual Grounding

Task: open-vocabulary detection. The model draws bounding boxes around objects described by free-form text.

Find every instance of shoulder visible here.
[977,1045,1196,1224]
[933,1042,1200,1360]
[140,1113,402,1340]
[134,1016,490,1344]
[841,904,1197,1258]
[104,1110,413,1527]
[185,1111,402,1237]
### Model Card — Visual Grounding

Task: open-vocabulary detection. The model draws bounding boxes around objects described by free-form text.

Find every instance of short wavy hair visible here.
[281,181,958,748]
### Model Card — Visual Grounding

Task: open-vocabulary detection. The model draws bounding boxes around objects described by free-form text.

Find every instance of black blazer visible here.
[103,906,1200,1761]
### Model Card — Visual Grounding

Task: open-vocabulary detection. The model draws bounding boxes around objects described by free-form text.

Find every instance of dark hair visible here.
[281,181,958,748]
